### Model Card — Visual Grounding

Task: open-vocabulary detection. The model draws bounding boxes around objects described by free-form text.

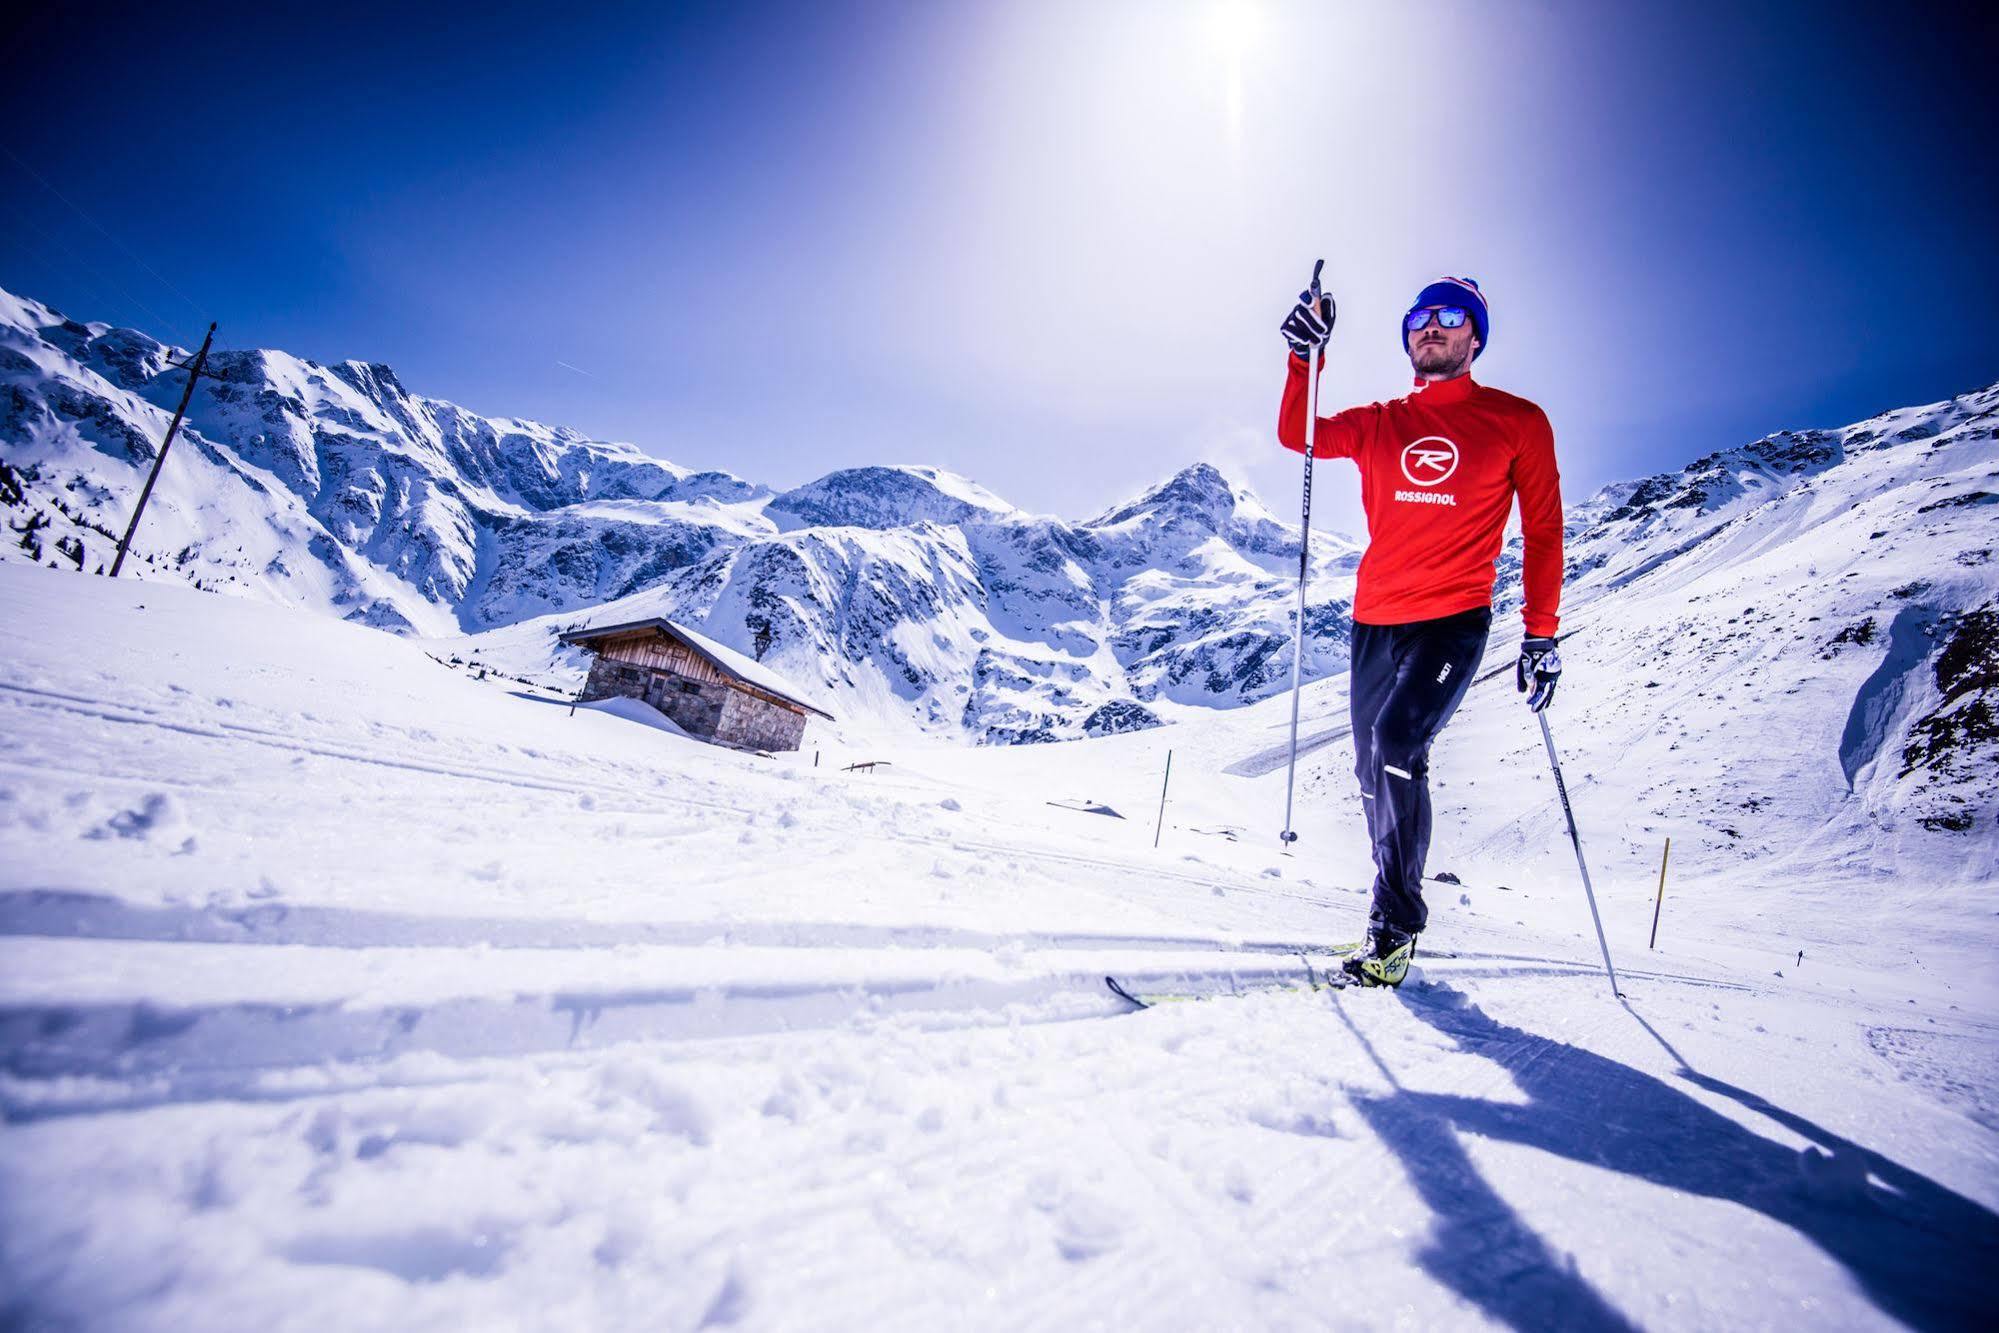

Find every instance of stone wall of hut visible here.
[581,657,731,736]
[717,687,809,752]
[580,654,810,752]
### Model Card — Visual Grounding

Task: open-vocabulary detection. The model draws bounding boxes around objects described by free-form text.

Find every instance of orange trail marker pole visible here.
[1649,837,1671,950]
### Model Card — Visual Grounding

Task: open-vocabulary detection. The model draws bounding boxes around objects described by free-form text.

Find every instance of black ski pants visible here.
[1349,606,1491,936]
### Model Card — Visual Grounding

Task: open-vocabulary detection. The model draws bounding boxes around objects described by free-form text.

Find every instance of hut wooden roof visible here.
[558,617,835,719]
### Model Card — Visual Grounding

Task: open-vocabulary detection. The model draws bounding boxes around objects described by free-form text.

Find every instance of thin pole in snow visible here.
[1153,749,1173,849]
[1537,712,1622,998]
[1279,337,1322,848]
[110,322,217,578]
[1649,836,1671,950]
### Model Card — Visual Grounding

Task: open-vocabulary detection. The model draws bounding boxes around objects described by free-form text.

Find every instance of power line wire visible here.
[3,202,187,344]
[0,145,209,339]
[0,212,121,323]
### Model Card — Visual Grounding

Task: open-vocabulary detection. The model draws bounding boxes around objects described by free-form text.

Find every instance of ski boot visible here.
[1340,924,1416,988]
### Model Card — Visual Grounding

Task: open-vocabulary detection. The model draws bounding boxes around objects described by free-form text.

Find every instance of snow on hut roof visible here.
[558,617,835,719]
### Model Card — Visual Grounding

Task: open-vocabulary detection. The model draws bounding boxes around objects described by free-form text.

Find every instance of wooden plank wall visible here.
[598,631,723,683]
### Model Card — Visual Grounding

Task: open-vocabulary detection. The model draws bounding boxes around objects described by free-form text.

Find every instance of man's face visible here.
[1407,306,1478,378]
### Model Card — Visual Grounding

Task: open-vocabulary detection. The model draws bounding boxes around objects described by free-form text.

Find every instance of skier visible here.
[1277,270,1564,987]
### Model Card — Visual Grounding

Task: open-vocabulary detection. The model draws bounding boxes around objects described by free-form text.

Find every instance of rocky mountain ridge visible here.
[5,286,1993,809]
[0,287,1358,741]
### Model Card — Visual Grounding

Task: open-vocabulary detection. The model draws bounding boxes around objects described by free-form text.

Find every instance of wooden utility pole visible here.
[110,322,217,578]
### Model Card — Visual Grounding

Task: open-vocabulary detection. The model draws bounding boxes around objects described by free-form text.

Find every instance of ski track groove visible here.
[0,682,1342,906]
[0,959,1693,1122]
[71,899,1745,1001]
[0,684,687,802]
[0,754,245,796]
[0,894,1369,957]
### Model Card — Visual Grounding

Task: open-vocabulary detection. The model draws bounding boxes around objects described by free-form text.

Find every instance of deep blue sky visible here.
[3,0,1993,536]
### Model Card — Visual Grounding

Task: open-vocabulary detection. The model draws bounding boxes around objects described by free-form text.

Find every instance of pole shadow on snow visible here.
[1332,1000,1638,1331]
[1343,988,1998,1332]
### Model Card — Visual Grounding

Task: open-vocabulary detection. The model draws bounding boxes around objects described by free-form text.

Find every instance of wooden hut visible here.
[559,617,832,752]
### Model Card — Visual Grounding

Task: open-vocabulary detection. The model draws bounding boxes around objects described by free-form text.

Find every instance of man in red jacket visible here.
[1277,270,1564,987]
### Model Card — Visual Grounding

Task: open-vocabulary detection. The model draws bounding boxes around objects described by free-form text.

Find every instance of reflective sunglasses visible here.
[1405,305,1469,332]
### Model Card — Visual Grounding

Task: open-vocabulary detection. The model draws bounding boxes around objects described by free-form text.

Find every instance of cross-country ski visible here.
[1106,946,1367,1007]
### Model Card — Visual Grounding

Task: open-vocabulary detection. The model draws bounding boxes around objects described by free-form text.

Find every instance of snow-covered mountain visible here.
[0,287,1359,742]
[4,282,1993,817]
[452,462,1362,745]
[0,288,766,633]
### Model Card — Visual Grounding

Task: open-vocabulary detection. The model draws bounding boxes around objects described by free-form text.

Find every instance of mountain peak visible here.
[765,465,1018,532]
[1087,461,1245,531]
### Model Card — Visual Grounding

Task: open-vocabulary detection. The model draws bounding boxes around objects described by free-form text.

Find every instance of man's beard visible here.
[1411,340,1470,378]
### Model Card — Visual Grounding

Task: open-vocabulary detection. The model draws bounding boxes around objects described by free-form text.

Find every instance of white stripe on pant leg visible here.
[1383,764,1413,780]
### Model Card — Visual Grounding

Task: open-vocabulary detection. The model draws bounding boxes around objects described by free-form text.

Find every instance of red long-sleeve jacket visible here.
[1280,356,1563,638]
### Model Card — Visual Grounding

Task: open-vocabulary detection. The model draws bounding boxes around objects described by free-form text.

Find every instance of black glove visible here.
[1517,636,1561,711]
[1280,258,1336,360]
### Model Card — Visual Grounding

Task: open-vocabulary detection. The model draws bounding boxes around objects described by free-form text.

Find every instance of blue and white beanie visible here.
[1403,276,1490,360]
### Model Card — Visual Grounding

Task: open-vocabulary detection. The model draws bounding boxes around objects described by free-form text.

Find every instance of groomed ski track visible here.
[2,565,1995,1330]
[2,920,1745,1091]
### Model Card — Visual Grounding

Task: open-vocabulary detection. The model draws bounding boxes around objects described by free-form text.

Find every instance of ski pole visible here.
[1537,712,1623,998]
[1279,318,1322,847]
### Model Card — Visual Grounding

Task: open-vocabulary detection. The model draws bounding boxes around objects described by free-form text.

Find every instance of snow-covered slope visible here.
[0,287,1358,742]
[1479,381,1999,866]
[1,561,1993,1330]
[0,287,759,635]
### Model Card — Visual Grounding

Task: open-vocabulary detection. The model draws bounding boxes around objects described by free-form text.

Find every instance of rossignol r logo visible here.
[1400,436,1460,486]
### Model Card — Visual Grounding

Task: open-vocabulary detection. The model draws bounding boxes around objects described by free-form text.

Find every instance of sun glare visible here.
[1204,0,1265,63]
[1204,0,1264,152]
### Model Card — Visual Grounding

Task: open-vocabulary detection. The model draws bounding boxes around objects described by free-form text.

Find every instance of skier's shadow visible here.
[1341,988,1998,1332]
